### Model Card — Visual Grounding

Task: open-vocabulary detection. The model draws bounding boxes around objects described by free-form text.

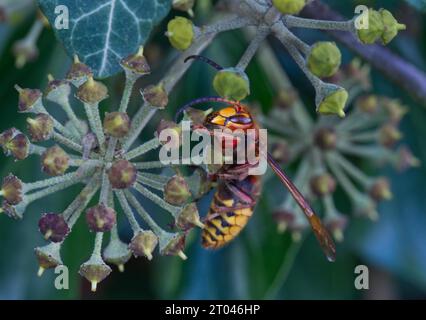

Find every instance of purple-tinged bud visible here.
[103,112,131,138]
[0,128,17,147]
[393,146,420,172]
[66,55,93,87]
[15,85,43,113]
[108,160,137,189]
[156,120,182,149]
[379,124,402,148]
[270,142,291,164]
[34,242,63,277]
[164,175,191,206]
[1,174,23,205]
[129,230,158,260]
[310,174,336,197]
[142,83,168,109]
[176,203,204,230]
[38,213,70,242]
[159,232,187,260]
[45,75,71,100]
[86,204,117,232]
[3,132,30,160]
[275,89,298,110]
[41,145,70,176]
[2,200,27,220]
[369,177,392,202]
[76,77,108,104]
[314,127,337,150]
[273,209,295,233]
[382,98,408,124]
[79,255,112,292]
[324,213,348,242]
[26,114,54,142]
[121,46,151,76]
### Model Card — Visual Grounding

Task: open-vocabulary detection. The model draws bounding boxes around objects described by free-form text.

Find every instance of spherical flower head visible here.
[380,9,406,45]
[310,173,336,197]
[142,83,169,109]
[167,16,195,51]
[79,255,112,292]
[176,203,204,230]
[272,0,306,15]
[369,177,392,202]
[356,95,379,114]
[156,120,182,149]
[108,160,137,189]
[129,230,158,260]
[86,204,117,232]
[307,42,341,78]
[159,232,187,260]
[317,87,348,118]
[38,213,70,242]
[41,145,70,176]
[103,112,131,138]
[103,237,132,272]
[357,9,384,44]
[15,86,43,113]
[314,127,337,150]
[213,68,250,101]
[2,131,30,160]
[76,77,108,104]
[27,114,54,142]
[120,46,151,76]
[1,174,23,205]
[164,175,191,206]
[34,243,63,277]
[379,123,402,148]
[66,55,93,87]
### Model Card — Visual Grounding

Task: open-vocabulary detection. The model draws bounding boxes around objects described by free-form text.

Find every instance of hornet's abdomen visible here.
[202,175,261,249]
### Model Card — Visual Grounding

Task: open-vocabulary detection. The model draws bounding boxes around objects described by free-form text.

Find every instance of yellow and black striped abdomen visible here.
[202,176,261,249]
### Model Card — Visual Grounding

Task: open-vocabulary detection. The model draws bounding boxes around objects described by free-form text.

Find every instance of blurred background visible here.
[0,0,425,300]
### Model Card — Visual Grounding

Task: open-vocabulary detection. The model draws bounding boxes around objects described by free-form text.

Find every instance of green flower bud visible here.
[164,175,191,206]
[79,255,112,292]
[213,68,250,101]
[272,0,306,15]
[173,0,195,17]
[26,114,54,142]
[15,85,43,113]
[120,46,151,76]
[66,55,93,87]
[76,77,108,104]
[380,9,406,45]
[307,42,341,78]
[41,145,70,176]
[357,9,384,44]
[142,83,169,109]
[316,86,348,118]
[103,236,132,272]
[167,16,195,51]
[369,177,392,202]
[108,160,137,189]
[34,242,63,277]
[310,174,336,197]
[129,230,158,260]
[1,174,23,205]
[103,112,131,138]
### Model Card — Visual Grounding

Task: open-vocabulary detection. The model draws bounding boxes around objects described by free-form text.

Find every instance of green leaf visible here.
[38,0,172,78]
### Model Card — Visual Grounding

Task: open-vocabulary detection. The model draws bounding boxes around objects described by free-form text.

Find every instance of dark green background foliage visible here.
[0,0,426,299]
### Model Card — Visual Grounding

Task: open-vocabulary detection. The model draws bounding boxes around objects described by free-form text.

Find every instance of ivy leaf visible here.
[38,0,172,78]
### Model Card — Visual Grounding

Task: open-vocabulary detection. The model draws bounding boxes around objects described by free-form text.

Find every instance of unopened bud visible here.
[166,16,195,51]
[76,77,108,104]
[108,159,137,189]
[357,9,384,44]
[15,86,43,113]
[380,9,406,45]
[129,230,158,260]
[310,174,336,197]
[164,175,191,206]
[369,178,392,201]
[41,145,70,176]
[142,83,168,109]
[103,112,131,138]
[272,0,307,15]
[120,46,151,76]
[86,204,117,232]
[314,127,337,150]
[307,42,341,78]
[156,120,182,149]
[379,124,402,148]
[38,213,70,242]
[316,86,348,118]
[27,114,54,141]
[176,202,204,230]
[66,55,93,87]
[213,68,250,101]
[159,232,187,260]
[1,174,23,205]
[356,95,378,114]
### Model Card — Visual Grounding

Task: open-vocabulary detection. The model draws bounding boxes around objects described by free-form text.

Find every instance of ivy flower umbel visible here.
[0,47,205,292]
[261,60,419,242]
